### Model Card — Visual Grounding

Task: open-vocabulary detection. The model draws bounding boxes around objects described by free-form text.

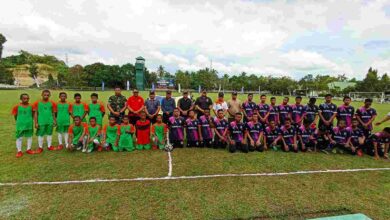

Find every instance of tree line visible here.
[0,50,389,95]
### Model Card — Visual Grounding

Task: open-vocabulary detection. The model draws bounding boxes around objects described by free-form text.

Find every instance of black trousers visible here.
[229,141,248,153]
[163,112,173,124]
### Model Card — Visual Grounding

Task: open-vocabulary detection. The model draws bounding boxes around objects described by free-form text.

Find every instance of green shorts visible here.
[15,129,33,138]
[136,144,151,150]
[56,125,70,133]
[36,124,53,136]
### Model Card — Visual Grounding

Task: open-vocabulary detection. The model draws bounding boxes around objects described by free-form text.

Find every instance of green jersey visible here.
[103,124,119,144]
[69,123,87,144]
[119,124,135,148]
[88,102,105,125]
[57,102,71,126]
[72,102,88,122]
[12,104,33,131]
[88,125,100,138]
[33,100,56,125]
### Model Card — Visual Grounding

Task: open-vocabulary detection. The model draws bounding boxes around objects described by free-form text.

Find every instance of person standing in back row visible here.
[177,91,194,119]
[227,91,242,123]
[144,91,160,124]
[107,86,127,125]
[161,90,176,124]
[127,89,144,125]
[195,89,213,119]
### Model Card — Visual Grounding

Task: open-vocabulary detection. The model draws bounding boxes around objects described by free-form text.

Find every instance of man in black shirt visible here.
[177,91,193,119]
[195,89,213,119]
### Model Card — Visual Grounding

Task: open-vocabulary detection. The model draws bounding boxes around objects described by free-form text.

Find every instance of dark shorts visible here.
[229,141,248,153]
[110,113,124,125]
[318,121,333,132]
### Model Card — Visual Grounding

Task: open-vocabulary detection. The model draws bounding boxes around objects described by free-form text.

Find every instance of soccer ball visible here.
[164,142,173,152]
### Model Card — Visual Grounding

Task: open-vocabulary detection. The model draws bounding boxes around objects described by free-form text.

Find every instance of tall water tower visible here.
[135,56,145,90]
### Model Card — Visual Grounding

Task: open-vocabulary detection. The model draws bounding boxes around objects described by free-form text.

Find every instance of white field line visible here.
[167,151,173,177]
[1,167,390,187]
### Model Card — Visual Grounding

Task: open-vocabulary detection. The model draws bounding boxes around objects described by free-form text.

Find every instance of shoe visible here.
[16,151,23,158]
[26,149,35,155]
[337,149,344,154]
[48,146,56,151]
[357,149,363,157]
[57,145,64,150]
[331,148,337,154]
[152,145,158,150]
[272,146,278,151]
[106,146,111,151]
[76,146,82,151]
[82,148,86,153]
[87,148,93,153]
[35,147,43,154]
[321,149,329,155]
[97,145,103,152]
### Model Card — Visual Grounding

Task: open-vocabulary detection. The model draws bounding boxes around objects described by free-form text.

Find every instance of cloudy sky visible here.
[1,0,389,79]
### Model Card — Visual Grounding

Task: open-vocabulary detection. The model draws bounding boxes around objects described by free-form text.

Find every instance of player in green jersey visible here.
[102,116,120,151]
[33,90,57,154]
[151,114,168,150]
[71,93,88,123]
[88,93,105,126]
[119,115,135,151]
[68,116,88,151]
[86,117,101,153]
[56,92,72,150]
[12,93,34,158]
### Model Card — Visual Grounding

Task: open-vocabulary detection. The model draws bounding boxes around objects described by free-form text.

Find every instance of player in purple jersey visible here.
[291,96,305,128]
[318,94,337,133]
[264,120,282,151]
[328,119,354,154]
[167,108,185,148]
[278,97,292,126]
[369,127,389,159]
[280,118,298,152]
[337,96,355,127]
[303,97,319,126]
[350,118,365,157]
[227,113,247,153]
[213,109,229,149]
[267,97,279,125]
[257,94,270,127]
[245,114,264,152]
[356,98,377,137]
[298,119,317,152]
[184,110,200,147]
[241,93,257,122]
[199,109,214,148]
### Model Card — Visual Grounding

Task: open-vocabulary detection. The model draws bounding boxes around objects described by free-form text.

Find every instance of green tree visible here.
[0,33,6,60]
[0,63,14,84]
[175,70,191,89]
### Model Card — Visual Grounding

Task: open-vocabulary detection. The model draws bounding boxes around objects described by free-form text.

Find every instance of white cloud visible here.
[371,59,390,74]
[0,0,388,79]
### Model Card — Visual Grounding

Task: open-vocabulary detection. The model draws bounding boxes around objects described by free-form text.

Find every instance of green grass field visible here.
[0,89,390,219]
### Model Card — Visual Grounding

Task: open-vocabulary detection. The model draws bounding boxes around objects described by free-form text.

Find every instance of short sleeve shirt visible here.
[227,99,242,118]
[229,121,245,142]
[195,96,213,111]
[178,98,193,111]
[145,98,160,114]
[319,103,337,121]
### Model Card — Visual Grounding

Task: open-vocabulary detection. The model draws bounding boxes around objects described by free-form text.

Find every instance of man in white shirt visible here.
[213,92,228,116]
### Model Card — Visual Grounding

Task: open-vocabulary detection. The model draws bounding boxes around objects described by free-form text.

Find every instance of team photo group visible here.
[12,87,390,160]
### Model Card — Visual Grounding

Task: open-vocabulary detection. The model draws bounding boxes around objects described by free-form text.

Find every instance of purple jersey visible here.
[319,103,337,121]
[280,125,296,145]
[304,104,319,123]
[168,116,185,141]
[185,118,199,141]
[245,121,263,142]
[199,115,213,140]
[214,117,228,136]
[331,127,351,144]
[356,107,377,130]
[257,103,270,119]
[229,121,245,142]
[278,104,292,124]
[267,105,279,124]
[264,126,281,144]
[242,101,257,117]
[298,125,316,144]
[371,132,389,144]
[350,127,364,145]
[291,104,305,124]
[337,105,355,127]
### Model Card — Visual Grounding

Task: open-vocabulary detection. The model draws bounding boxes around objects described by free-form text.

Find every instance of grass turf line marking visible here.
[1,167,390,186]
[167,151,173,177]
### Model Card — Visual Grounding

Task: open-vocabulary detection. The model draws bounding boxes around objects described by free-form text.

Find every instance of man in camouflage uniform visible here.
[107,86,127,124]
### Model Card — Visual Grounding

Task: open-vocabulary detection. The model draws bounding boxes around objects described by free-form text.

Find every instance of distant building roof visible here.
[327,81,356,90]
